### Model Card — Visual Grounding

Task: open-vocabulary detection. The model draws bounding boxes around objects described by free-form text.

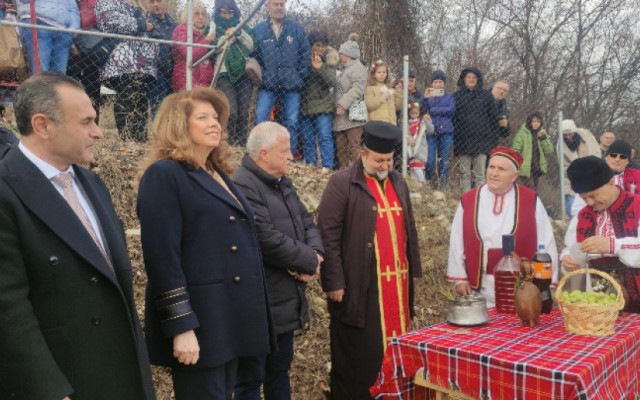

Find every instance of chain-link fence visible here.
[1,0,603,220]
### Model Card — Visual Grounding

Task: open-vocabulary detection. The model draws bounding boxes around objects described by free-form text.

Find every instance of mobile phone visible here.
[431,88,444,97]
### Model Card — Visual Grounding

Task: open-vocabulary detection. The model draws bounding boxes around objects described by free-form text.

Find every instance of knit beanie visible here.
[338,33,360,60]
[431,70,446,83]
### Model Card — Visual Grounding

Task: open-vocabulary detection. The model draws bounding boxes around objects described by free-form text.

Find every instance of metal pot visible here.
[446,295,490,326]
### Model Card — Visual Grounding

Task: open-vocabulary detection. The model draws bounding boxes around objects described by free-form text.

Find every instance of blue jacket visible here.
[17,0,80,29]
[253,16,311,92]
[422,93,455,134]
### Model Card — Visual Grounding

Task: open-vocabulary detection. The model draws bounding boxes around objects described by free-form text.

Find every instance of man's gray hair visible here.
[493,80,510,88]
[246,121,290,158]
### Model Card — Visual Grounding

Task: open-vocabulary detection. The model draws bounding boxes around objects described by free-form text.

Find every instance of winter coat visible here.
[138,159,274,368]
[211,17,257,81]
[333,59,368,132]
[422,92,455,134]
[452,67,499,155]
[559,128,600,196]
[365,82,402,125]
[233,155,324,335]
[253,16,311,92]
[147,12,177,78]
[96,0,158,80]
[511,123,554,178]
[300,46,338,116]
[317,161,422,328]
[17,0,79,29]
[171,24,214,90]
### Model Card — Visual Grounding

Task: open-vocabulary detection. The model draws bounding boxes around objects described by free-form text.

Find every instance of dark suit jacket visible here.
[0,147,155,400]
[137,159,273,369]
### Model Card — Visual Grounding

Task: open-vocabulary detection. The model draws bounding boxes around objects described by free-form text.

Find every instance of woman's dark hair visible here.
[214,0,241,17]
[525,110,544,131]
[308,28,329,45]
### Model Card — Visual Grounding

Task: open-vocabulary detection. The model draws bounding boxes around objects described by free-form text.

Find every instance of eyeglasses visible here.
[219,8,235,15]
[608,153,629,160]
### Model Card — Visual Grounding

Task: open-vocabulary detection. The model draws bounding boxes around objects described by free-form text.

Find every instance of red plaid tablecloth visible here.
[371,309,640,400]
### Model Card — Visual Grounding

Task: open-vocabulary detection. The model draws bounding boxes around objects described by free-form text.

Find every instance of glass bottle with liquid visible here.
[494,234,520,314]
[532,244,553,314]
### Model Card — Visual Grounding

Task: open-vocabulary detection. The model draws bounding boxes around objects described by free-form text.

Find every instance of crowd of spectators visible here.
[3,0,632,192]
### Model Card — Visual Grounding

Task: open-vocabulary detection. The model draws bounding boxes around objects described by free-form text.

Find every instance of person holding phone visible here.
[421,70,455,189]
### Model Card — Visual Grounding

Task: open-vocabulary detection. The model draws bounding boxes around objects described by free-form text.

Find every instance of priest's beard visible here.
[364,165,389,180]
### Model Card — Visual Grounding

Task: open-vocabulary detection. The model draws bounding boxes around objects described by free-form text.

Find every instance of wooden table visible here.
[371,309,640,400]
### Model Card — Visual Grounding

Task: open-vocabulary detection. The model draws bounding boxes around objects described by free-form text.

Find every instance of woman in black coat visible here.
[137,87,273,400]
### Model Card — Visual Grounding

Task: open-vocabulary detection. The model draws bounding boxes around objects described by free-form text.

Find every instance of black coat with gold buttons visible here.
[137,159,274,368]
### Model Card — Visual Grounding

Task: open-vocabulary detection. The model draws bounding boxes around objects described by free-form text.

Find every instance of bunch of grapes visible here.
[561,290,617,305]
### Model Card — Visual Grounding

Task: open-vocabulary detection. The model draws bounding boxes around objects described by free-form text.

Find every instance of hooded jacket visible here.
[452,67,499,155]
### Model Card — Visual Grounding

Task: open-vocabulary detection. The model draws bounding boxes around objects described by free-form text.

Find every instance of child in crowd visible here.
[407,102,433,183]
[365,60,402,125]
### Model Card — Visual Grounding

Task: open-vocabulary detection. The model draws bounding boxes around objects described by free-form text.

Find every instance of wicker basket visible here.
[554,268,624,336]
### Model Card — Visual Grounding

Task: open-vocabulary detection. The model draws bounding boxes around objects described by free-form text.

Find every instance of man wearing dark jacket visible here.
[318,121,422,400]
[253,0,311,155]
[452,67,500,193]
[233,121,324,400]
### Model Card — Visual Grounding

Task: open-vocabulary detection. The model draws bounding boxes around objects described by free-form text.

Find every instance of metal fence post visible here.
[402,55,409,177]
[186,0,193,90]
[557,110,565,218]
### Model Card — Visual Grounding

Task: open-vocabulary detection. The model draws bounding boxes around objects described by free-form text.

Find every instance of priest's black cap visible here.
[567,156,613,193]
[362,121,401,154]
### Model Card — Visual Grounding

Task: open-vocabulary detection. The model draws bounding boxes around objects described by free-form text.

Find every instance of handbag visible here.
[348,98,368,122]
[244,57,262,86]
[0,25,26,74]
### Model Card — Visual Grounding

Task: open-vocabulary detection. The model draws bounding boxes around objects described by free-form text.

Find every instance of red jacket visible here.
[171,24,214,90]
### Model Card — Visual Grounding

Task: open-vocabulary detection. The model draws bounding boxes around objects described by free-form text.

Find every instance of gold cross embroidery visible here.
[380,265,398,282]
[390,201,402,217]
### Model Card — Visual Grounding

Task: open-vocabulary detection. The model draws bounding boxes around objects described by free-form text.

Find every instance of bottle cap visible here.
[502,234,514,255]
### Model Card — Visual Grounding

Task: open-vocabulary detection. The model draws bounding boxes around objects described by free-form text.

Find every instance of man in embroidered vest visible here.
[447,146,558,306]
[561,156,640,312]
[318,120,422,400]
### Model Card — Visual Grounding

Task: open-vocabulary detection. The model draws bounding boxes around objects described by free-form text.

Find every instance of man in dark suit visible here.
[0,72,156,400]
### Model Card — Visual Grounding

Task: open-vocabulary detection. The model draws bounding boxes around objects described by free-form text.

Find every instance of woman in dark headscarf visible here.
[212,0,258,146]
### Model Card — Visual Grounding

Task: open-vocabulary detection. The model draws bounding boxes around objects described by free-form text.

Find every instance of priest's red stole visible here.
[365,175,410,350]
[576,190,640,301]
[460,184,538,290]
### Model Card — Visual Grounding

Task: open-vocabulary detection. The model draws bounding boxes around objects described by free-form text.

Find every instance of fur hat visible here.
[562,119,578,134]
[431,70,446,83]
[567,156,613,193]
[338,33,360,60]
